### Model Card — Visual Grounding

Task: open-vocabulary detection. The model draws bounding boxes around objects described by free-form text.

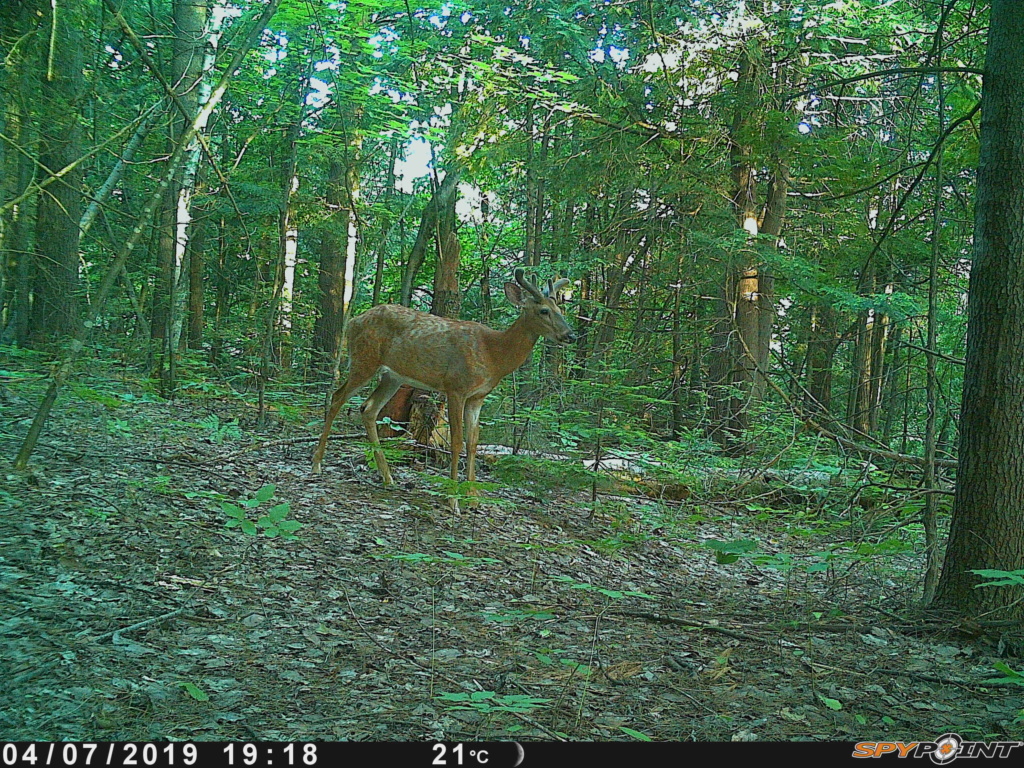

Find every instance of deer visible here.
[312,269,575,509]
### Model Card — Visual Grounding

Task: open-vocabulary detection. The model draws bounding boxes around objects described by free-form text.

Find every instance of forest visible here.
[2,0,1024,746]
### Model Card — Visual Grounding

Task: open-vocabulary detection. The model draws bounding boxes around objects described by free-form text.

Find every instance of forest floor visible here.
[1,375,1023,743]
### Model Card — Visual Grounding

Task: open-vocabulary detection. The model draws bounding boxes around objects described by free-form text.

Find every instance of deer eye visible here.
[539,308,550,315]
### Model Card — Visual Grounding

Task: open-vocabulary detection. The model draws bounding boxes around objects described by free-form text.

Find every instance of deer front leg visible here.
[463,397,485,508]
[447,393,466,511]
[312,366,375,474]
[360,373,404,486]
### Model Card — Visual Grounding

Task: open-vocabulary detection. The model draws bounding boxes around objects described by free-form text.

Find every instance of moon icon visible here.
[513,742,525,767]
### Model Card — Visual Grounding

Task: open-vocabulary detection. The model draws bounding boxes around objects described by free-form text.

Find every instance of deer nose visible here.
[561,331,577,344]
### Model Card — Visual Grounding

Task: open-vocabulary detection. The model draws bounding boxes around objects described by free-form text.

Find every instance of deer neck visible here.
[493,312,541,378]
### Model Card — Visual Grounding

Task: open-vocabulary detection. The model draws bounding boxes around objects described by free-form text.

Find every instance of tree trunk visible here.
[382,170,460,437]
[271,117,301,374]
[934,0,1024,621]
[803,303,840,415]
[400,169,461,306]
[707,46,786,452]
[4,73,35,346]
[314,159,347,375]
[372,136,398,307]
[151,0,211,391]
[431,232,461,320]
[31,3,83,343]
[187,209,206,348]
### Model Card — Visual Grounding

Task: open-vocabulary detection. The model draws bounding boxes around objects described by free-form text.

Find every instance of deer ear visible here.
[504,282,525,305]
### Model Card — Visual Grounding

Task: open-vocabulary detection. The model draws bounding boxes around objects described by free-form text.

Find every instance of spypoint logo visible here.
[852,733,1023,763]
[931,734,961,764]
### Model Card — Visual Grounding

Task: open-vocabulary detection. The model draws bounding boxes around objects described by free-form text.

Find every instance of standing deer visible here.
[312,269,575,509]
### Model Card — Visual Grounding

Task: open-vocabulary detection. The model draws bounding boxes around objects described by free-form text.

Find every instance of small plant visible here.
[222,484,301,540]
[703,538,758,565]
[382,550,502,567]
[421,475,509,509]
[551,575,657,601]
[106,417,133,438]
[196,414,243,444]
[436,691,551,714]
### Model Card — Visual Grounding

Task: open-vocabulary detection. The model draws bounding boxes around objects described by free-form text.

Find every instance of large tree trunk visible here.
[30,3,83,343]
[707,47,785,452]
[314,159,347,375]
[934,0,1024,621]
[372,136,398,307]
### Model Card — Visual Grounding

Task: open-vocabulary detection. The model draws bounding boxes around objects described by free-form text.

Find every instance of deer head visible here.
[504,268,576,344]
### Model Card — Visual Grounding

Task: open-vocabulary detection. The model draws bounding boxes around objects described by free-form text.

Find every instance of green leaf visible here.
[180,682,209,702]
[268,502,290,522]
[620,726,652,741]
[254,484,276,503]
[221,502,246,518]
[819,695,842,711]
[241,520,258,536]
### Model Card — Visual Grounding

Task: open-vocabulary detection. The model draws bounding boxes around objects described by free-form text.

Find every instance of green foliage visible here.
[222,484,301,540]
[984,662,1024,687]
[195,415,243,444]
[383,550,502,567]
[704,539,758,565]
[436,690,551,714]
[971,570,1024,588]
[551,575,656,602]
[178,681,209,702]
[619,726,652,741]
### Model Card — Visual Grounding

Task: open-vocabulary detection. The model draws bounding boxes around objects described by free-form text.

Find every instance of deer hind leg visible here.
[463,397,485,508]
[446,392,466,511]
[312,363,377,474]
[359,372,404,486]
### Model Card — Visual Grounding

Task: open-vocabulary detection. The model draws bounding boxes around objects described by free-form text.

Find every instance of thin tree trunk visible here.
[187,207,206,348]
[79,102,160,237]
[400,169,461,306]
[372,136,397,306]
[4,77,35,346]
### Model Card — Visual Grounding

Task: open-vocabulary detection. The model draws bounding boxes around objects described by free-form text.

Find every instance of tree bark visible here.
[3,67,35,346]
[803,303,840,416]
[31,2,83,343]
[934,0,1024,620]
[400,169,461,306]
